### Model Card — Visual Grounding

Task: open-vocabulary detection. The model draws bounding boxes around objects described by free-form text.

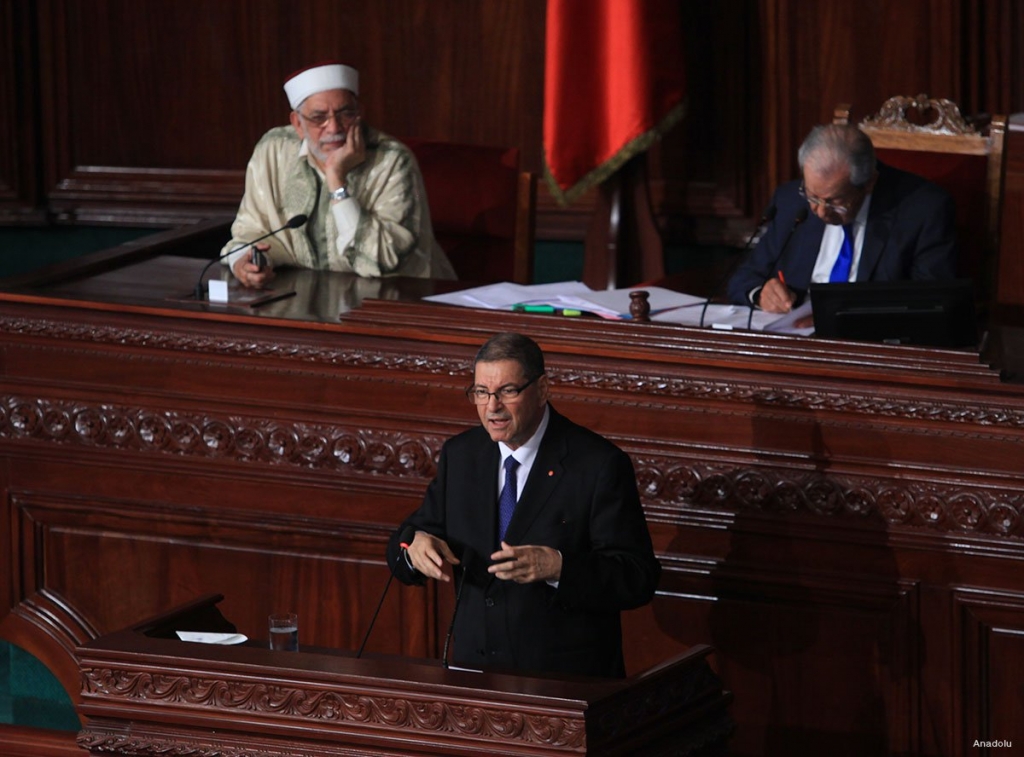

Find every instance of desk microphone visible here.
[700,204,776,328]
[746,206,808,329]
[441,561,468,669]
[356,525,415,659]
[192,214,307,300]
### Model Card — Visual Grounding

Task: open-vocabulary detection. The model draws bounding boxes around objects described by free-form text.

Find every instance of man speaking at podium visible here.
[726,123,958,313]
[222,61,455,288]
[387,332,660,678]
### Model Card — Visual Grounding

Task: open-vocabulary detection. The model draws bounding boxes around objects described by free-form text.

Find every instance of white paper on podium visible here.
[423,282,703,319]
[763,301,815,336]
[176,631,248,645]
[423,280,815,334]
[423,281,593,310]
[652,300,815,335]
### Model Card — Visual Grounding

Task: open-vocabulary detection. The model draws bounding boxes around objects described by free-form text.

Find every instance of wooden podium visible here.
[75,595,733,756]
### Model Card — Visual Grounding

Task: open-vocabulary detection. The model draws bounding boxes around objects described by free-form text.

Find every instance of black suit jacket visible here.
[387,406,660,678]
[726,162,958,305]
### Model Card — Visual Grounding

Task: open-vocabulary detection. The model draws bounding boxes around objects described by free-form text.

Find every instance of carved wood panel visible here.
[955,588,1024,752]
[7,485,436,664]
[2,260,1024,755]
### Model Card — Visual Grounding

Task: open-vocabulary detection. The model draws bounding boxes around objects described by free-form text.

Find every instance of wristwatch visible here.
[329,185,350,202]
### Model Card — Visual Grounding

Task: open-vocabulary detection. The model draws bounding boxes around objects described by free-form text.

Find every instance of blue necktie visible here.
[498,456,520,542]
[829,224,855,283]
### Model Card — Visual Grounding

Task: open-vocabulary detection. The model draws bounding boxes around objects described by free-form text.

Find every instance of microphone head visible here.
[398,525,417,550]
[286,214,309,229]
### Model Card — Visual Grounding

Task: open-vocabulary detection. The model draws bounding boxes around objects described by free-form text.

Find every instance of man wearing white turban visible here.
[222,62,455,285]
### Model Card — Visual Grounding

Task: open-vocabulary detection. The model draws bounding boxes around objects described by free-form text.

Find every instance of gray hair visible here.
[475,332,545,380]
[797,124,876,187]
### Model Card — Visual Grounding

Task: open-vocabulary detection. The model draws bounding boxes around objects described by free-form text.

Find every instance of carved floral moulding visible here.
[78,667,589,750]
[0,315,474,377]
[633,457,1024,539]
[861,93,978,136]
[78,730,296,757]
[2,313,1023,430]
[76,656,722,753]
[1,393,1022,538]
[0,394,445,479]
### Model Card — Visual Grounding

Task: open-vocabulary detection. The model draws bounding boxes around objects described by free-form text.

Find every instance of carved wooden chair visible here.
[834,94,1007,306]
[403,139,536,284]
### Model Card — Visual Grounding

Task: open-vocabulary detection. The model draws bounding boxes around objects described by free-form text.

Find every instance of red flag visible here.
[543,0,686,206]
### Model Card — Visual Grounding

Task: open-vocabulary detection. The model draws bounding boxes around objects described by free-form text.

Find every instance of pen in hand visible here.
[777,270,786,286]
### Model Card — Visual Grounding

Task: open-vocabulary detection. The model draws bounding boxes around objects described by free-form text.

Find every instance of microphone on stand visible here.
[746,206,808,329]
[193,214,308,300]
[700,204,777,328]
[356,525,416,659]
[441,561,469,669]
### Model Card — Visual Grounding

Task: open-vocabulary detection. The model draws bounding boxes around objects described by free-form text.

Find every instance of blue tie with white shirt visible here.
[498,456,520,542]
[829,223,855,283]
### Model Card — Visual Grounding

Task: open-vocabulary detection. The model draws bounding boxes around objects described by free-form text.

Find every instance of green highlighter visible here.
[512,304,583,316]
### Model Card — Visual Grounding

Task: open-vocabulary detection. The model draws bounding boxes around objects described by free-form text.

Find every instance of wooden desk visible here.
[1,225,1023,756]
[75,595,732,756]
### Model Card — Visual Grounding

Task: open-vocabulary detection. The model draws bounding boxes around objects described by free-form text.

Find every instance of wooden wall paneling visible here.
[757,0,970,195]
[0,0,42,223]
[350,0,456,141]
[0,455,11,619]
[31,0,547,229]
[955,587,1024,752]
[652,1,757,248]
[758,0,801,206]
[961,0,1024,118]
[631,516,924,756]
[461,0,545,155]
[0,0,20,205]
[35,0,279,225]
[6,483,436,661]
[996,116,1024,307]
[0,726,80,757]
[12,0,1024,250]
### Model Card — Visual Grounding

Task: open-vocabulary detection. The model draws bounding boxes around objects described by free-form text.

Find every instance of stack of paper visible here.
[423,281,815,334]
[423,281,593,310]
[424,282,705,320]
[653,300,815,335]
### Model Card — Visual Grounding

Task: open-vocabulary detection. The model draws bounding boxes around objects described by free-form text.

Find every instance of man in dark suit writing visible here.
[387,332,660,678]
[726,123,958,313]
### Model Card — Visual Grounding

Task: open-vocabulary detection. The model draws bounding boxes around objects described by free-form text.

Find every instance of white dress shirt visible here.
[497,404,551,502]
[810,194,873,283]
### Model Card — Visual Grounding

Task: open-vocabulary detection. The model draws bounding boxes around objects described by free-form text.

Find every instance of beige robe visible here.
[222,126,455,279]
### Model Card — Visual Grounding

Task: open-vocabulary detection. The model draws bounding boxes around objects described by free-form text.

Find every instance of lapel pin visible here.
[548,470,554,476]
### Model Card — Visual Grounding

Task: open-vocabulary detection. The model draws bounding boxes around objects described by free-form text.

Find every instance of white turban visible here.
[283,63,359,109]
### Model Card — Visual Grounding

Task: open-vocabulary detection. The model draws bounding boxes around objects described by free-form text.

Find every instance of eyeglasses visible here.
[465,375,542,405]
[798,182,851,216]
[298,107,359,129]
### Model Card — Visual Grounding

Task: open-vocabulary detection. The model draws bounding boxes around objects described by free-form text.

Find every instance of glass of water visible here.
[268,612,299,651]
